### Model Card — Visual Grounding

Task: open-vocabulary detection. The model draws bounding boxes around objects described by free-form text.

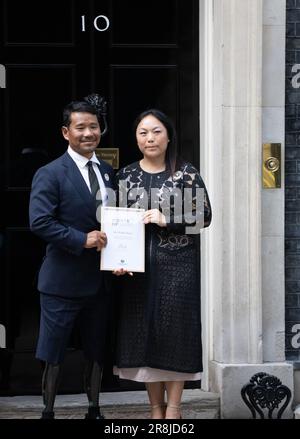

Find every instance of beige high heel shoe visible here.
[166,403,182,419]
[150,403,166,419]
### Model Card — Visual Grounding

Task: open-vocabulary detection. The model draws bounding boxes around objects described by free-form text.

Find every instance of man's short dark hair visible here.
[62,101,98,127]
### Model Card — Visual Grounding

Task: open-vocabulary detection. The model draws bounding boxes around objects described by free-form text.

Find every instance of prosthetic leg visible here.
[41,363,61,419]
[84,360,105,419]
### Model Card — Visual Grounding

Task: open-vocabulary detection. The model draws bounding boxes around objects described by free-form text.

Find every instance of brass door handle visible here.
[265,157,280,173]
[262,144,281,188]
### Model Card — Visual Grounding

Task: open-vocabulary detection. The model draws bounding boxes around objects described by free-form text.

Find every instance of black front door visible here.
[0,0,200,394]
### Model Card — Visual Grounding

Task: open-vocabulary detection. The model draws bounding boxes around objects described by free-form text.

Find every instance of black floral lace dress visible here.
[114,161,212,378]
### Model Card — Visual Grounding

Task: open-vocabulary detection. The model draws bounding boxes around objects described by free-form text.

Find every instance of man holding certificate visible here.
[29,94,114,419]
[113,109,212,420]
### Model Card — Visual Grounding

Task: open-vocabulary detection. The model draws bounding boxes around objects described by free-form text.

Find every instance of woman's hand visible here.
[113,268,133,276]
[143,209,167,227]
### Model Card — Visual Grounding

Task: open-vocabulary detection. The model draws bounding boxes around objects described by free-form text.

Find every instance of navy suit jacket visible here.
[29,151,115,298]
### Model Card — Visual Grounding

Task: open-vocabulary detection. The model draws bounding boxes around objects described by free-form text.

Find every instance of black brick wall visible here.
[286,0,300,360]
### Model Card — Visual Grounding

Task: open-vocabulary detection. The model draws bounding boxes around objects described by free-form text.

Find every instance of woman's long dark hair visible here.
[133,109,179,176]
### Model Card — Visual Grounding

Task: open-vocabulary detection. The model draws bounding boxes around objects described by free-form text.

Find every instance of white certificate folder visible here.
[100,206,145,272]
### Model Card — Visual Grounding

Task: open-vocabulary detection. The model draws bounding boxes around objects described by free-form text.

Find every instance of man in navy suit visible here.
[29,95,114,419]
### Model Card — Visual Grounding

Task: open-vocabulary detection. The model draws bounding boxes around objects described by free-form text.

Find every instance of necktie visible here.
[87,161,101,208]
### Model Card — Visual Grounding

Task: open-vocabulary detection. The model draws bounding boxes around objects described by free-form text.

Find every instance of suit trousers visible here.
[36,291,110,365]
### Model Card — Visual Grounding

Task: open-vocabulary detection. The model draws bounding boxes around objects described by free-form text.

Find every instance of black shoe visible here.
[41,411,55,419]
[84,407,105,419]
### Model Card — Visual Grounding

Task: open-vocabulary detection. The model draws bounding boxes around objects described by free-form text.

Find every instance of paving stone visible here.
[0,389,220,419]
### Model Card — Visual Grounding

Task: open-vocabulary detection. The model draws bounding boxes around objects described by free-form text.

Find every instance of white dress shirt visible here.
[67,145,108,206]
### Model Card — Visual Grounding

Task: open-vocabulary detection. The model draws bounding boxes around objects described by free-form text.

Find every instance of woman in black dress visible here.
[113,109,212,419]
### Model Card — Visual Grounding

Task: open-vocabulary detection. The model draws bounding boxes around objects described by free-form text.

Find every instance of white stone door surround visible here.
[199,0,293,418]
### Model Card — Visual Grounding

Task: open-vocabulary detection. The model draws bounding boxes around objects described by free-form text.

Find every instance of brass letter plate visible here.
[96,148,119,169]
[262,143,281,189]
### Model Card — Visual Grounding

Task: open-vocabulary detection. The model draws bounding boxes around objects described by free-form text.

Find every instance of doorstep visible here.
[0,389,220,419]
